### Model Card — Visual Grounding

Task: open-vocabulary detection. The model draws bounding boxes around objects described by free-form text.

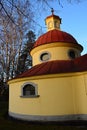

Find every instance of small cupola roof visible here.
[45,8,61,31]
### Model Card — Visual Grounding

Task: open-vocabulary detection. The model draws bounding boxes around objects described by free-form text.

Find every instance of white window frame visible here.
[39,51,51,62]
[20,82,39,98]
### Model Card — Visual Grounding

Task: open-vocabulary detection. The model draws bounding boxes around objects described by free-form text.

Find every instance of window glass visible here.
[40,52,50,61]
[54,21,60,28]
[68,50,75,59]
[23,84,35,96]
[48,21,53,29]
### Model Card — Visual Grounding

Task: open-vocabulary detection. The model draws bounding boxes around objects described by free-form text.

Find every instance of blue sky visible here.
[34,0,87,55]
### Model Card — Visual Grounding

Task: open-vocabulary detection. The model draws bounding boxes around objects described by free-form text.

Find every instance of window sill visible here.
[20,95,40,98]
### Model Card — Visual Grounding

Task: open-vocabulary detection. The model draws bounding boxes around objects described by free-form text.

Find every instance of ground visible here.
[0,101,87,130]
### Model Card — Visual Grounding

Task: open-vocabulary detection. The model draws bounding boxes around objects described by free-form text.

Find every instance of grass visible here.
[0,101,87,130]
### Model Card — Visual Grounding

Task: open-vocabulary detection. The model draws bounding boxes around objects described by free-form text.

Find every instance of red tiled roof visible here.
[34,29,80,48]
[15,54,87,79]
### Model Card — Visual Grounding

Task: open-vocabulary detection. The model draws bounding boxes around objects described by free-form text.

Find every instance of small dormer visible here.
[45,8,61,31]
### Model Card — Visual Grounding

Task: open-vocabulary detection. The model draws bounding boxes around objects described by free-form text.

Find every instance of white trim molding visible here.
[9,112,87,122]
[20,82,39,98]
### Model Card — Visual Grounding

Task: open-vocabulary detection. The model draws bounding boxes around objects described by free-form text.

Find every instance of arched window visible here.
[23,84,35,96]
[21,82,39,97]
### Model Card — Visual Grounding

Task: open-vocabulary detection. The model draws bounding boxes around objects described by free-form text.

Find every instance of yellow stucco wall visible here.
[8,71,87,116]
[45,16,61,31]
[30,43,81,66]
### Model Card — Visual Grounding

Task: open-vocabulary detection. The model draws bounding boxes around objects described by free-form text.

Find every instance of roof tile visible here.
[14,54,87,79]
[34,29,79,48]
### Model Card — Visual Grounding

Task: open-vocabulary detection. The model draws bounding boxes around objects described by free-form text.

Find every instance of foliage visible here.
[0,0,84,95]
[0,0,84,80]
[0,78,9,101]
[16,30,36,74]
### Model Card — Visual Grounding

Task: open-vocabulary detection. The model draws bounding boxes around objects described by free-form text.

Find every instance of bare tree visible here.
[0,0,33,81]
[35,0,81,8]
[0,0,82,25]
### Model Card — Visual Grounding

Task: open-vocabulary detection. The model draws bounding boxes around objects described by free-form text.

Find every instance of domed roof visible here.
[34,29,79,48]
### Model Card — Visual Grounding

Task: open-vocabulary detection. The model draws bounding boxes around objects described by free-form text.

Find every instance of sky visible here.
[34,0,87,55]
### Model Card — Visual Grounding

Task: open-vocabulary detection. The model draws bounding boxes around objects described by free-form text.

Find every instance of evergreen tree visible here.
[16,30,36,75]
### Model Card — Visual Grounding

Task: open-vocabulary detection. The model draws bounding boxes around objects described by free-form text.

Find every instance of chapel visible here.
[8,10,87,122]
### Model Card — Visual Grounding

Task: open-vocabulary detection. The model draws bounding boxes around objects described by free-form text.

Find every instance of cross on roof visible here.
[51,8,54,15]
